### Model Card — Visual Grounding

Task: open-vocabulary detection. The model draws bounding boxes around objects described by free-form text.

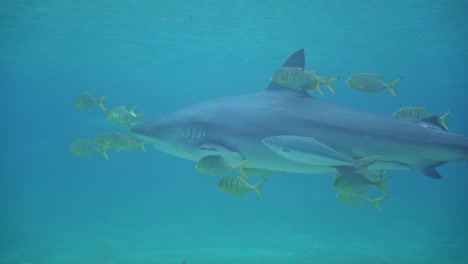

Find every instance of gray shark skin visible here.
[131,49,468,178]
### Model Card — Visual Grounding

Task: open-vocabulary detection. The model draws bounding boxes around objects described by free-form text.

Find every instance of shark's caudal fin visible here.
[266,49,309,94]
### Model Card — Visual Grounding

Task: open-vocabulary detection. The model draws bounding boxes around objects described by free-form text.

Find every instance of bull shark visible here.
[131,49,468,179]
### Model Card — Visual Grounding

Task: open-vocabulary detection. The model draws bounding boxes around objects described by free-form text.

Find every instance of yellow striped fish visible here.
[217,176,266,197]
[74,92,107,111]
[333,171,390,195]
[196,155,234,176]
[346,73,402,96]
[271,67,310,90]
[107,104,138,124]
[69,139,109,160]
[392,106,451,131]
[336,192,387,211]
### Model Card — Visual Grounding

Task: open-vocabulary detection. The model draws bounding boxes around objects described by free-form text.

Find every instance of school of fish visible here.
[69,62,458,212]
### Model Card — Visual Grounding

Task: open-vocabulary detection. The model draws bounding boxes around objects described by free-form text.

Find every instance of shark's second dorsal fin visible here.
[266,49,310,95]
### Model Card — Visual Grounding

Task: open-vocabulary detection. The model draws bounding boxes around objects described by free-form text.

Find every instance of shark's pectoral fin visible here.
[197,142,245,164]
[419,162,445,179]
[421,167,442,179]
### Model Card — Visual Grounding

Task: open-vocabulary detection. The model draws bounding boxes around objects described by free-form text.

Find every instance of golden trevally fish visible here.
[196,155,235,176]
[74,92,107,111]
[393,106,451,131]
[333,171,390,195]
[336,192,387,211]
[107,104,138,124]
[271,67,310,90]
[95,132,146,152]
[197,156,250,177]
[217,176,266,197]
[346,73,402,96]
[271,67,338,94]
[69,139,109,160]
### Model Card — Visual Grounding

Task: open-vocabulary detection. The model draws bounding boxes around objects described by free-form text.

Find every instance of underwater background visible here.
[1,0,468,263]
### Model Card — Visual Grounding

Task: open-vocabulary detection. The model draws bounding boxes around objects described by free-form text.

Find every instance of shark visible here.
[131,49,468,179]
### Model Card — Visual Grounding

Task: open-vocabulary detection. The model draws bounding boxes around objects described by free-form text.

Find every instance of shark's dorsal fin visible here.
[281,48,305,68]
[266,49,310,96]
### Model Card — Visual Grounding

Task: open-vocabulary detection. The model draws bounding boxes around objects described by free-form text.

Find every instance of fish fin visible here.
[438,110,452,131]
[420,165,443,179]
[388,77,403,96]
[377,176,391,195]
[129,104,138,117]
[315,83,324,95]
[97,94,108,111]
[236,159,251,179]
[252,179,267,198]
[325,76,339,94]
[139,141,147,152]
[101,148,109,160]
[358,168,379,183]
[351,156,384,182]
[372,196,387,212]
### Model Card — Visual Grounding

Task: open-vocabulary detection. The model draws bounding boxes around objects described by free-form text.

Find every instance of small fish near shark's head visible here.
[130,111,209,161]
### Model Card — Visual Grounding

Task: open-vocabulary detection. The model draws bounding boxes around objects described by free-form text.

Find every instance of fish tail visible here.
[315,82,324,95]
[355,156,384,183]
[278,171,287,178]
[325,76,339,94]
[139,141,147,152]
[253,179,267,198]
[388,77,403,96]
[236,159,251,179]
[377,175,391,195]
[358,168,379,183]
[129,104,138,117]
[101,147,110,160]
[97,94,108,111]
[372,196,387,212]
[438,110,452,131]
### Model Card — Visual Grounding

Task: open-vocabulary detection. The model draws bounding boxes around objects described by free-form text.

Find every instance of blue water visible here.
[1,1,468,263]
